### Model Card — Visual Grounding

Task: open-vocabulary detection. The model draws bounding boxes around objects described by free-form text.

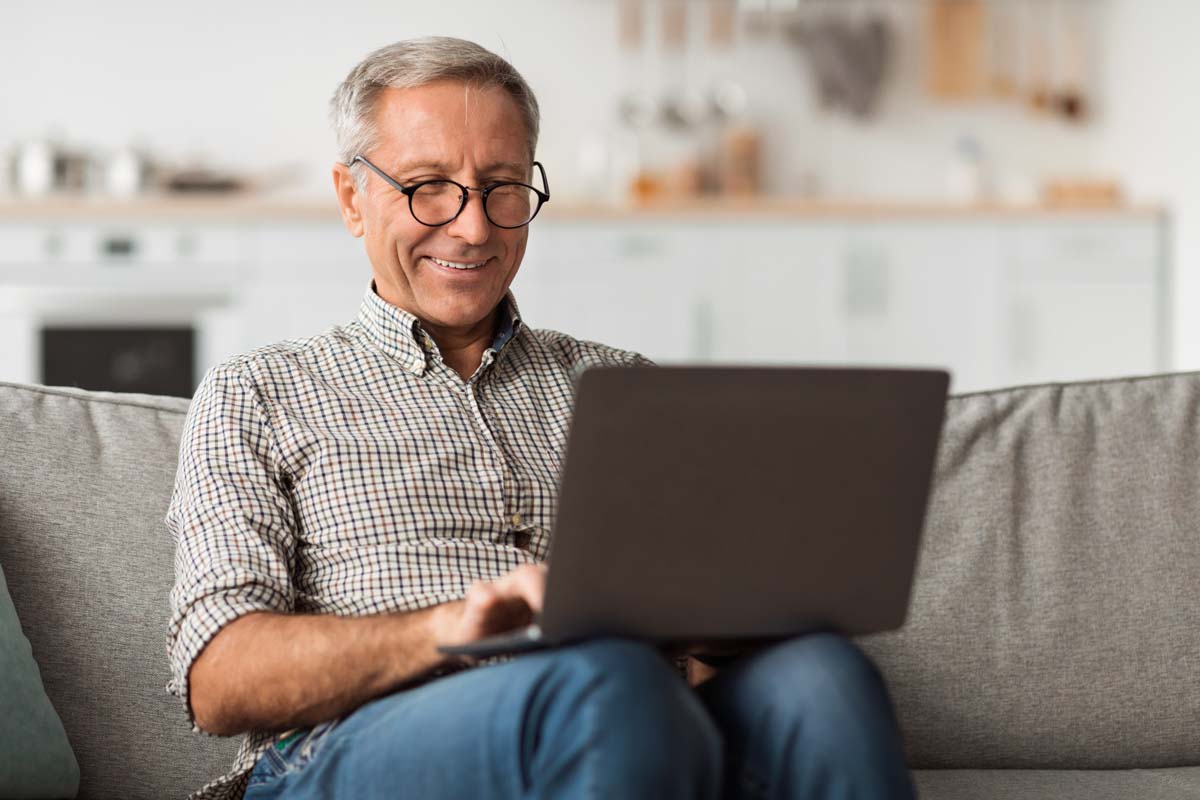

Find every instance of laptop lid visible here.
[539,366,949,645]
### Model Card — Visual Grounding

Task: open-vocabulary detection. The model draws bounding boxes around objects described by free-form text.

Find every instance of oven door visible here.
[0,287,237,397]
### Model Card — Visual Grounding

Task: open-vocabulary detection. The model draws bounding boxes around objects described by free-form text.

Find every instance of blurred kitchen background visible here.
[1,0,1194,397]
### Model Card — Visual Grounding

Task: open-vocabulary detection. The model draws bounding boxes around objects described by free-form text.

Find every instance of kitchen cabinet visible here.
[516,214,1166,393]
[999,220,1162,387]
[837,222,1004,393]
[517,221,848,366]
[516,223,696,360]
[0,206,1168,396]
[235,224,366,352]
[685,222,846,366]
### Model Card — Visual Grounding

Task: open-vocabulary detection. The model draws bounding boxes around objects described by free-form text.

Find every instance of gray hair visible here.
[330,37,540,189]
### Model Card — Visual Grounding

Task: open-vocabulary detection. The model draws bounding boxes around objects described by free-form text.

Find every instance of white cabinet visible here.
[999,220,1162,387]
[515,223,695,361]
[237,224,368,350]
[0,210,1168,395]
[517,221,848,366]
[690,222,845,365]
[516,213,1166,394]
[837,223,1004,394]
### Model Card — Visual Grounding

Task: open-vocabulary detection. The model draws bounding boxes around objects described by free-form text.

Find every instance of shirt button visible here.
[511,512,523,527]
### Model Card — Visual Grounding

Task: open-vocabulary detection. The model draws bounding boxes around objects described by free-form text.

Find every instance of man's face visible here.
[334,80,532,336]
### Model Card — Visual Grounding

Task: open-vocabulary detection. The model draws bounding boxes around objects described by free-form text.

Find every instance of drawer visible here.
[1007,219,1161,272]
[0,226,53,264]
[0,224,248,266]
[251,224,367,282]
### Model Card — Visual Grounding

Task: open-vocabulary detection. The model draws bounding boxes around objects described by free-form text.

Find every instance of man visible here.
[166,37,916,800]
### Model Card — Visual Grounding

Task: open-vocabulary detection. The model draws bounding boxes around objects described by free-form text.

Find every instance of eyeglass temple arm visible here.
[351,156,413,195]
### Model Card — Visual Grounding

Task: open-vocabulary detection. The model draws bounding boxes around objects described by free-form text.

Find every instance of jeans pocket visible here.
[250,718,343,788]
[289,718,342,770]
[247,746,289,789]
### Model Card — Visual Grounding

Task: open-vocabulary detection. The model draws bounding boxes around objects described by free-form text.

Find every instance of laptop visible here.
[438,365,950,659]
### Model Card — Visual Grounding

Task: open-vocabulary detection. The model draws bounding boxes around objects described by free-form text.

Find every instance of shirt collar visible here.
[490,292,523,354]
[356,281,524,376]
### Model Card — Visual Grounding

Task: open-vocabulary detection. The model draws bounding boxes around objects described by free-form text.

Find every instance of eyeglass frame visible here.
[349,155,551,229]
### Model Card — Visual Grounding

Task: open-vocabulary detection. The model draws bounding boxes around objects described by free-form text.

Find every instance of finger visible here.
[484,595,536,633]
[462,581,500,619]
[506,564,546,614]
[460,567,544,637]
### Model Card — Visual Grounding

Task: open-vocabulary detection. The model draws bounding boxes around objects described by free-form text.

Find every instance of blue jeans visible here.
[243,634,915,799]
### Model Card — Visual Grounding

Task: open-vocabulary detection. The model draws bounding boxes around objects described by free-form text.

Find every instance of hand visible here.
[678,643,753,687]
[687,657,720,688]
[432,564,547,657]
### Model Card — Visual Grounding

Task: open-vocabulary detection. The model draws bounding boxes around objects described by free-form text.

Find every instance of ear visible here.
[332,162,365,238]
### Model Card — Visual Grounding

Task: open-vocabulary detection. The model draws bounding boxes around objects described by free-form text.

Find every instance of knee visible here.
[552,638,703,723]
[547,638,723,788]
[711,634,914,797]
[735,633,893,734]
[557,637,679,690]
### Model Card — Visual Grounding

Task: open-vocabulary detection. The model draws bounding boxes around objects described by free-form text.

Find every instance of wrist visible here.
[429,604,470,671]
[427,600,466,657]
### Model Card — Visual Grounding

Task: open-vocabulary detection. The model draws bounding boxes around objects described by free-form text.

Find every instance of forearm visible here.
[190,602,462,736]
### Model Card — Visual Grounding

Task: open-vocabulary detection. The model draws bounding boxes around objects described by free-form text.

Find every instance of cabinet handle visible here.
[690,299,715,360]
[43,231,65,258]
[101,235,137,258]
[1009,297,1036,367]
[844,249,889,316]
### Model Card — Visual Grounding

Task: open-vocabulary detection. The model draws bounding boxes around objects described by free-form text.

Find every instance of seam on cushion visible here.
[0,380,190,414]
[950,369,1200,400]
[1138,768,1200,796]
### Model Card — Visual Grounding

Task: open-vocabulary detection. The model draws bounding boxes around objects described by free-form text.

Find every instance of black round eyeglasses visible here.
[350,155,551,229]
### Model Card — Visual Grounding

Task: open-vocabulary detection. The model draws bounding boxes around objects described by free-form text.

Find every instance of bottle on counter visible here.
[945,134,990,204]
[14,139,55,197]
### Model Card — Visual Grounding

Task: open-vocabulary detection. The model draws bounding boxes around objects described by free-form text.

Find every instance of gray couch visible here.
[1,372,1198,799]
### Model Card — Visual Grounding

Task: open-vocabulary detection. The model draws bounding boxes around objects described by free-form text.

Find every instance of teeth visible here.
[430,257,487,270]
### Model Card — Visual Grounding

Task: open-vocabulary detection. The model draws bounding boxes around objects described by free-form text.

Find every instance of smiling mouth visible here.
[428,256,489,271]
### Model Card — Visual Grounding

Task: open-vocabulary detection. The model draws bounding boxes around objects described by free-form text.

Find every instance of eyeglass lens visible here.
[411,182,539,227]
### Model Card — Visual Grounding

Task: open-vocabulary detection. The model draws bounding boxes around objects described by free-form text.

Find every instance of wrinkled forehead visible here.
[372,81,530,169]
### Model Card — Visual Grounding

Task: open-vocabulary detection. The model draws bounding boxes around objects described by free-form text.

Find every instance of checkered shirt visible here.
[166,282,652,800]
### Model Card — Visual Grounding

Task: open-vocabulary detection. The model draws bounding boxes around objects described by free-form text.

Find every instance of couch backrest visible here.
[0,382,238,799]
[858,371,1200,769]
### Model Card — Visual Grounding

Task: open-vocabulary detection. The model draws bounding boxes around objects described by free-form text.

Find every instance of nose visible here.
[445,187,491,245]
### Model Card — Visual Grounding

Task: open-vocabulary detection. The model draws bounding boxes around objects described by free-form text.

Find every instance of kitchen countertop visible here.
[0,194,1166,222]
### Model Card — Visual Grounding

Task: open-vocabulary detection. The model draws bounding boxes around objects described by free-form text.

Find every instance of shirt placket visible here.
[430,345,531,552]
[471,362,532,551]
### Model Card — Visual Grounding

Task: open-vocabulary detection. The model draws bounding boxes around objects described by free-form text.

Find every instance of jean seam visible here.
[583,692,597,800]
[252,745,288,784]
[732,705,774,800]
[293,719,341,771]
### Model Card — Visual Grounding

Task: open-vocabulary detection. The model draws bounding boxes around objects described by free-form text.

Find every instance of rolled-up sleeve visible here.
[165,363,296,733]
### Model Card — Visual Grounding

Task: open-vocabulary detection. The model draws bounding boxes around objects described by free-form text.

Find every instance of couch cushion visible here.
[0,560,79,798]
[0,382,239,799]
[914,767,1200,800]
[859,371,1200,769]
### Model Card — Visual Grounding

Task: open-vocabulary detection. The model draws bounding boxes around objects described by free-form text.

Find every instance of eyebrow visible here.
[390,160,529,176]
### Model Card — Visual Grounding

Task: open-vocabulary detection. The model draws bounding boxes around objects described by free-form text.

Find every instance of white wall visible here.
[3,0,1197,365]
[1091,0,1200,368]
[0,0,1101,198]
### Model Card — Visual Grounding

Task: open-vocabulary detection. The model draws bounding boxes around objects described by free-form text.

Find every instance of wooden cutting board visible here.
[926,0,987,100]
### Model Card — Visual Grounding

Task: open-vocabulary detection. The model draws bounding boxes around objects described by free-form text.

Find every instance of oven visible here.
[0,221,247,397]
